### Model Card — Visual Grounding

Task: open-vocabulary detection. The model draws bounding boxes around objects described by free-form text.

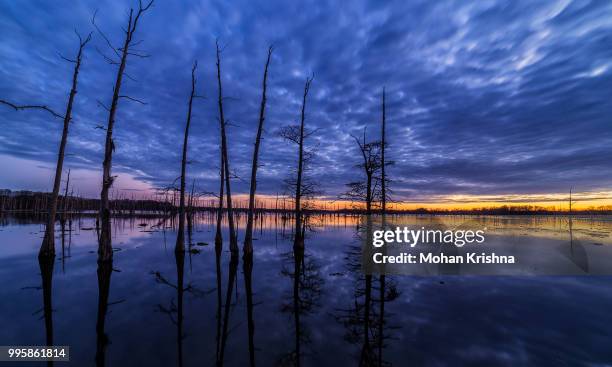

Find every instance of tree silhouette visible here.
[176,61,200,253]
[215,40,238,255]
[95,0,154,262]
[280,76,315,248]
[0,31,91,259]
[244,46,273,255]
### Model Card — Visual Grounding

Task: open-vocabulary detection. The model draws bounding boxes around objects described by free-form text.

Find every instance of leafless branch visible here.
[126,51,150,58]
[95,46,119,65]
[91,9,121,58]
[122,71,138,83]
[96,99,110,112]
[119,95,147,105]
[74,29,93,47]
[57,52,76,63]
[0,99,63,119]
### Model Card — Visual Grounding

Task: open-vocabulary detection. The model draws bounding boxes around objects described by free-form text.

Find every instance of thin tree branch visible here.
[91,9,121,58]
[119,95,147,105]
[96,99,111,112]
[0,99,63,119]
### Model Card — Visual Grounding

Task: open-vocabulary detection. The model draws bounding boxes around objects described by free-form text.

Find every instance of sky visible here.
[1,0,611,209]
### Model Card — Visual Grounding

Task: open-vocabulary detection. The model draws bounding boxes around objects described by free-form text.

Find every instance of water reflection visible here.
[563,217,589,273]
[243,252,255,367]
[218,254,238,366]
[335,215,400,366]
[1,213,612,365]
[215,239,223,364]
[279,235,323,366]
[39,256,54,367]
[95,260,112,367]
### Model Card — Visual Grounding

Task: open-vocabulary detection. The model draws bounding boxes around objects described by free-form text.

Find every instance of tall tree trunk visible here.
[244,46,273,255]
[294,77,313,248]
[366,173,372,214]
[98,1,153,263]
[215,154,224,247]
[215,41,238,255]
[99,11,132,263]
[378,87,387,367]
[381,88,386,213]
[175,61,198,253]
[39,35,91,259]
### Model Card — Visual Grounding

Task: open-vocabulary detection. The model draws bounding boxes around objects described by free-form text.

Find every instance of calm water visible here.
[1,214,612,366]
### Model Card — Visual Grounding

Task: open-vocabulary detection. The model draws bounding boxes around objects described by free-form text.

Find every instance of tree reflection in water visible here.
[335,215,400,366]
[278,223,324,366]
[39,255,54,367]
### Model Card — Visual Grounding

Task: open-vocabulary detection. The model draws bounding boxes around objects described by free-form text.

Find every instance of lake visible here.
[1,213,612,366]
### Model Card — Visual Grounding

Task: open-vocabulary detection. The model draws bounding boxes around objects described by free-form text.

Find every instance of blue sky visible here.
[1,0,611,204]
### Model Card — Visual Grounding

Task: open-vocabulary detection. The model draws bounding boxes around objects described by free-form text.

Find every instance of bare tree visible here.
[341,128,382,214]
[0,31,92,259]
[294,77,313,247]
[279,77,319,246]
[244,46,273,255]
[175,61,199,254]
[95,0,154,262]
[215,40,238,255]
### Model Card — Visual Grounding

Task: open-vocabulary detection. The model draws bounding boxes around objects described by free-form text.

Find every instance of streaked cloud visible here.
[0,0,611,203]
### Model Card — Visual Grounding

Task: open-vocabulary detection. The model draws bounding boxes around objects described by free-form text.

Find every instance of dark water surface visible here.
[1,214,612,366]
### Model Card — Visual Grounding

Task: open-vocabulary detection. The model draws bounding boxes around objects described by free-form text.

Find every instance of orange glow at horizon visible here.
[211,191,612,211]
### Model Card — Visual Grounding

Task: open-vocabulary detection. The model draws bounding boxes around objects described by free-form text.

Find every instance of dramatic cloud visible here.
[1,0,611,202]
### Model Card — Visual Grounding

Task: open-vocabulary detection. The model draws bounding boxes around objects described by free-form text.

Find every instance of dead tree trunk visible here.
[244,46,273,255]
[97,0,153,262]
[187,179,195,244]
[61,168,71,224]
[215,154,224,247]
[381,88,386,213]
[365,168,372,214]
[215,40,238,255]
[2,33,91,259]
[378,88,387,366]
[175,61,198,254]
[294,77,313,248]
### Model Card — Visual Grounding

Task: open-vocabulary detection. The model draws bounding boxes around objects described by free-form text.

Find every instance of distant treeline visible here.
[0,192,173,214]
[383,205,612,215]
[2,192,611,215]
